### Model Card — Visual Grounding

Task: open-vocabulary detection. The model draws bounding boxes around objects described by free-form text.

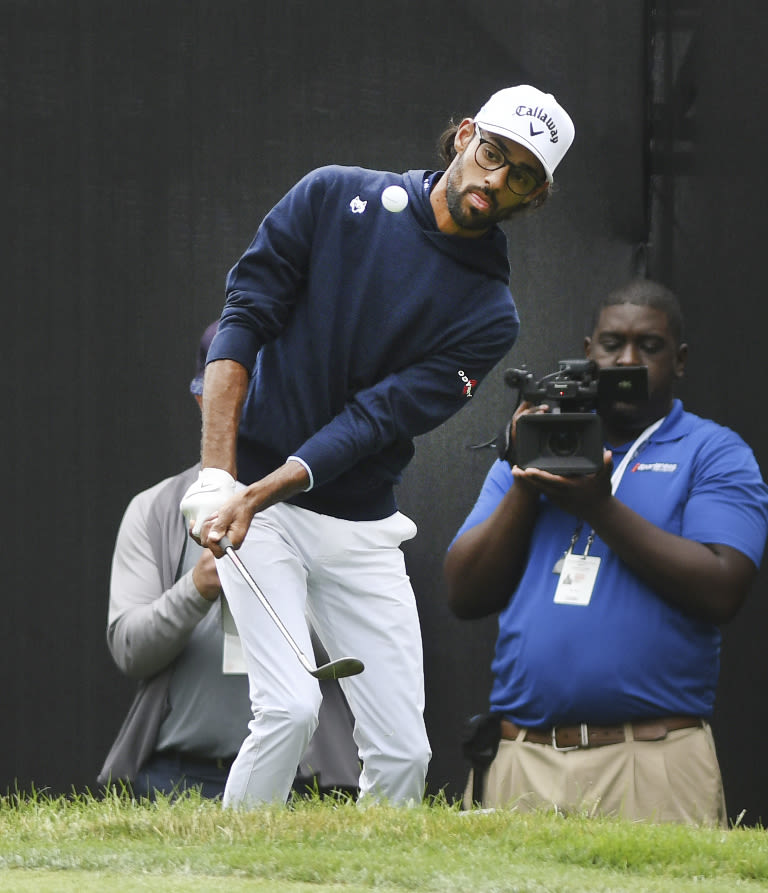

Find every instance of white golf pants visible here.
[218,500,431,808]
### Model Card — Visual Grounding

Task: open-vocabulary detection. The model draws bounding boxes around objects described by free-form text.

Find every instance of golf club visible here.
[218,535,365,681]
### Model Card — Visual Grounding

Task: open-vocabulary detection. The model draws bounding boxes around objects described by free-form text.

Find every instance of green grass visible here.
[0,789,767,892]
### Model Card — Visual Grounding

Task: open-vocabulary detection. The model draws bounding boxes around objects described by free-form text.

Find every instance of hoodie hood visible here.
[402,169,511,284]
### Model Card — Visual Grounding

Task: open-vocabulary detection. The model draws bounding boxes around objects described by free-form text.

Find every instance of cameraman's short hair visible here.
[595,279,685,345]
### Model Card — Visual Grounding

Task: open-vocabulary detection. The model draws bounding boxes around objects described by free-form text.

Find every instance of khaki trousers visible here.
[464,722,727,827]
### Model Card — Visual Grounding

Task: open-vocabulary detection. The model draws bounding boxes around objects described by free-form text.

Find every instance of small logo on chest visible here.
[631,462,678,473]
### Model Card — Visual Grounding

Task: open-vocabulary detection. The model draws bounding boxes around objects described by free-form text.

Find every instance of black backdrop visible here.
[5,0,768,824]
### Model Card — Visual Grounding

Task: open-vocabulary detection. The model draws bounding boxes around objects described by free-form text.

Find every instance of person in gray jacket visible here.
[98,322,359,799]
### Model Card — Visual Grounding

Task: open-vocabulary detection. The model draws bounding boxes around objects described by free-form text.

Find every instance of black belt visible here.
[501,716,703,751]
[158,750,235,772]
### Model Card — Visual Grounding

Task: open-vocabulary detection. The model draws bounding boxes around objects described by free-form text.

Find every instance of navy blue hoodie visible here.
[207,165,519,520]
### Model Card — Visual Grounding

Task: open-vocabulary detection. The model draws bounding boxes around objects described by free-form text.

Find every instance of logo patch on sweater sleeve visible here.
[349,195,367,214]
[458,369,477,398]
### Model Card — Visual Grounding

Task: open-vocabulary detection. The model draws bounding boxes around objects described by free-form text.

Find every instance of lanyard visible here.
[554,415,666,567]
[609,415,665,495]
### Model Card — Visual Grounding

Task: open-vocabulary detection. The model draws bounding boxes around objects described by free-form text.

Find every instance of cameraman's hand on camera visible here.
[511,449,614,518]
[512,400,551,427]
[501,402,550,479]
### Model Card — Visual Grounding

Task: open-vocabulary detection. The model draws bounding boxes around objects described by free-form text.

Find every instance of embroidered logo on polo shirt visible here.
[631,462,678,473]
[349,195,367,214]
[458,369,477,398]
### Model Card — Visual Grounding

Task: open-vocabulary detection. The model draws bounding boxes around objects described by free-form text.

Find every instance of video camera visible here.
[502,360,648,475]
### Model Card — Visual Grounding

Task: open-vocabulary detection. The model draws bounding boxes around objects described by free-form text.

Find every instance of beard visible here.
[602,401,647,430]
[443,158,523,230]
[600,394,672,443]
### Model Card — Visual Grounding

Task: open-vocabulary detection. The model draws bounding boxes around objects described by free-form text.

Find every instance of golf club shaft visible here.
[219,535,316,674]
[217,535,365,680]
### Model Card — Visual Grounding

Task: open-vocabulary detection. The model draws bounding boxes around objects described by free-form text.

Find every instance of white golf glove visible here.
[180,467,236,537]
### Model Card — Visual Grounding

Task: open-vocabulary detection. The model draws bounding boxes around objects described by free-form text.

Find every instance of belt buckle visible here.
[551,723,588,752]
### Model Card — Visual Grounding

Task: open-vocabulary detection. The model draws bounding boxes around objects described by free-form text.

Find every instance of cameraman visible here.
[444,278,768,826]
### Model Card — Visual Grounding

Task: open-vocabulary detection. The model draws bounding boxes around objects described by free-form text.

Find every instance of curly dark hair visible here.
[437,121,461,166]
[437,120,550,212]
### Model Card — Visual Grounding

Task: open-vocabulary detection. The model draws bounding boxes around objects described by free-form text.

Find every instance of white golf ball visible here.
[381,184,409,213]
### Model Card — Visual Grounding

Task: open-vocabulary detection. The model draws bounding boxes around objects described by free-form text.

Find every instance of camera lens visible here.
[547,429,581,457]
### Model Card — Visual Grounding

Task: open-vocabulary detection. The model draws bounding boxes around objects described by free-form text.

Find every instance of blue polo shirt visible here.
[451,400,768,725]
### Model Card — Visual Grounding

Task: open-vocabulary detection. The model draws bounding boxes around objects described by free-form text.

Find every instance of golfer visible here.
[181,84,575,808]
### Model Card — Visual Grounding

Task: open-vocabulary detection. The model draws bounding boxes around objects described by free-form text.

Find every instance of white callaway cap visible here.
[474,85,575,183]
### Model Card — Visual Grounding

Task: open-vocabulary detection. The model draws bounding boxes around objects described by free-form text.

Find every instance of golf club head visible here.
[311,657,365,680]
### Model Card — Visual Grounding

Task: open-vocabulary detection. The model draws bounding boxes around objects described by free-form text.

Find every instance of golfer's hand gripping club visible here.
[218,535,365,681]
[180,467,236,537]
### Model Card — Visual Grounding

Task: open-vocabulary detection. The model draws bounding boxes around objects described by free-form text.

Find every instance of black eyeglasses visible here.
[474,125,545,197]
